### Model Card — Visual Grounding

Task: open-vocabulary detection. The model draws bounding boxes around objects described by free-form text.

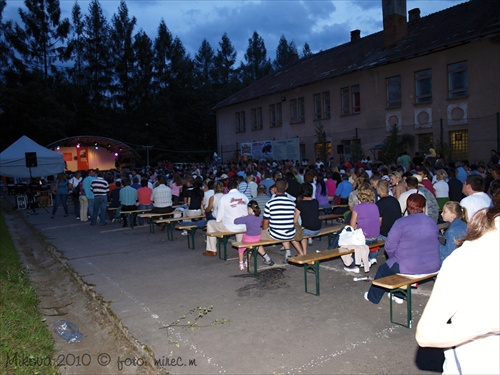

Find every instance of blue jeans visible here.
[51,193,68,216]
[304,228,320,236]
[367,262,400,304]
[138,204,153,224]
[91,195,108,225]
[87,198,94,217]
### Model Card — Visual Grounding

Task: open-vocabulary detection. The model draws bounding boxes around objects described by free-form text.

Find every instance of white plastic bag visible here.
[338,225,366,246]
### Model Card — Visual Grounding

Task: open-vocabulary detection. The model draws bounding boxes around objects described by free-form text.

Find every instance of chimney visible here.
[382,0,407,47]
[351,29,361,43]
[408,8,420,23]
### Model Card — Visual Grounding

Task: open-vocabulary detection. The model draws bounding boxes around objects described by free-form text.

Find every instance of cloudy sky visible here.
[4,0,463,63]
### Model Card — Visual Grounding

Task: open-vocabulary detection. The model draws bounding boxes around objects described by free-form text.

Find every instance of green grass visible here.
[0,211,59,374]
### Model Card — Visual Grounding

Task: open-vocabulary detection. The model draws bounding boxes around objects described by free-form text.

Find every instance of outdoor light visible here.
[56,145,60,150]
[76,143,80,148]
[114,152,118,157]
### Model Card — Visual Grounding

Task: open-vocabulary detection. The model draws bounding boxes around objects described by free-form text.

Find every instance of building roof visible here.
[214,0,500,110]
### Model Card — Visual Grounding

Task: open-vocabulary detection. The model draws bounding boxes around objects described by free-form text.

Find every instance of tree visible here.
[131,30,153,110]
[0,0,10,72]
[213,32,240,101]
[240,31,272,85]
[315,123,328,164]
[152,19,173,94]
[273,35,298,70]
[7,0,69,80]
[381,125,413,164]
[65,2,86,86]
[109,0,137,112]
[302,42,312,58]
[193,39,215,87]
[82,0,111,108]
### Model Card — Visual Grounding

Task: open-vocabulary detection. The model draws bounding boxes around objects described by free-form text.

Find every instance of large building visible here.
[214,0,500,163]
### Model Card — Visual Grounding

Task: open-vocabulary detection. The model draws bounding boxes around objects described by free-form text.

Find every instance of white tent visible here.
[0,135,65,178]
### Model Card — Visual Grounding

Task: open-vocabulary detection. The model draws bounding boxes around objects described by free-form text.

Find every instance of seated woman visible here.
[439,201,468,263]
[315,173,331,213]
[389,171,406,200]
[344,182,381,273]
[416,194,500,375]
[291,183,322,257]
[365,193,441,304]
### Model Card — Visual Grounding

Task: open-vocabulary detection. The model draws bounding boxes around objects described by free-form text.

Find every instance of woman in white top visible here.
[416,198,500,374]
[433,169,449,210]
[206,181,224,221]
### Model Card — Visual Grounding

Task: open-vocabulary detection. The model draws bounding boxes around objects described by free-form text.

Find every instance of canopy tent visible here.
[0,135,65,178]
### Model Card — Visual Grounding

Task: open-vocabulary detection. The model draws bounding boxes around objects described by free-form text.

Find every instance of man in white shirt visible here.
[203,180,248,257]
[460,175,492,220]
[398,176,418,215]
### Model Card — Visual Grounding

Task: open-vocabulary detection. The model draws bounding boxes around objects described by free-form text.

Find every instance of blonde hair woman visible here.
[389,171,406,200]
[439,201,467,262]
[433,169,449,210]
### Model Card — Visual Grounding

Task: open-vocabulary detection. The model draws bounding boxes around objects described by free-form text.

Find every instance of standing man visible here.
[90,171,109,226]
[81,169,96,219]
[258,179,296,264]
[460,175,492,220]
[203,180,248,257]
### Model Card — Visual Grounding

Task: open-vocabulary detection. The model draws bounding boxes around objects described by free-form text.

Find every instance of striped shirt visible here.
[263,194,296,240]
[90,177,109,195]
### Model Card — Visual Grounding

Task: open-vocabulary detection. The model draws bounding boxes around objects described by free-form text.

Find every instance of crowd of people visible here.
[3,148,500,374]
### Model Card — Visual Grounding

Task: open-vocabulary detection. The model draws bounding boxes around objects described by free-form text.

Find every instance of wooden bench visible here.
[137,212,176,233]
[318,213,344,226]
[371,272,439,328]
[175,223,206,250]
[156,215,205,241]
[288,240,385,296]
[119,209,151,228]
[232,224,345,276]
[206,231,246,260]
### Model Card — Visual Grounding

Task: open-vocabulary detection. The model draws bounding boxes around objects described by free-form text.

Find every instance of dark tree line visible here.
[0,0,310,162]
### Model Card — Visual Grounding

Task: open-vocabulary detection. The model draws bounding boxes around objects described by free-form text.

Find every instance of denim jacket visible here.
[439,218,467,262]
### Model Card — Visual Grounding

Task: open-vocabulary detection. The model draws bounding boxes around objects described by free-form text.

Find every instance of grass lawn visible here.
[0,211,59,374]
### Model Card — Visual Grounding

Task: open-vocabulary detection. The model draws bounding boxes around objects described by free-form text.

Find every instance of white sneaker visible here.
[343,266,360,273]
[308,238,313,245]
[364,292,369,301]
[369,258,377,265]
[181,230,188,236]
[279,245,285,251]
[388,293,404,304]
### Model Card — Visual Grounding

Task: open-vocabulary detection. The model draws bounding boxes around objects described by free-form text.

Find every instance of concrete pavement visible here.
[18,204,443,374]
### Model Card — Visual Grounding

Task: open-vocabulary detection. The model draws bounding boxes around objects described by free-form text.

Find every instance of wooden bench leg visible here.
[186,228,197,249]
[246,247,259,276]
[304,261,321,296]
[217,236,230,261]
[166,222,175,241]
[389,286,412,328]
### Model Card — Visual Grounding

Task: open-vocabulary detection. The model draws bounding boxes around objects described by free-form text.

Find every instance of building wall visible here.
[216,37,500,163]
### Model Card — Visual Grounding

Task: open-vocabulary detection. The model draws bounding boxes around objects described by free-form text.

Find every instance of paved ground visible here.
[4,197,445,374]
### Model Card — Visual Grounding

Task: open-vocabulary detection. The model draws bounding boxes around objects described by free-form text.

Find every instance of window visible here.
[314,94,321,120]
[235,111,245,133]
[314,91,331,120]
[290,97,305,124]
[314,141,332,159]
[269,104,276,127]
[415,69,432,103]
[386,76,401,108]
[276,102,282,127]
[323,91,331,118]
[449,130,468,161]
[448,61,468,98]
[269,103,283,128]
[341,85,360,115]
[341,87,350,115]
[251,107,263,130]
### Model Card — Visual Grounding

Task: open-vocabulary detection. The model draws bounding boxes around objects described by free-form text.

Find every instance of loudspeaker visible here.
[25,152,38,168]
[337,145,344,154]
